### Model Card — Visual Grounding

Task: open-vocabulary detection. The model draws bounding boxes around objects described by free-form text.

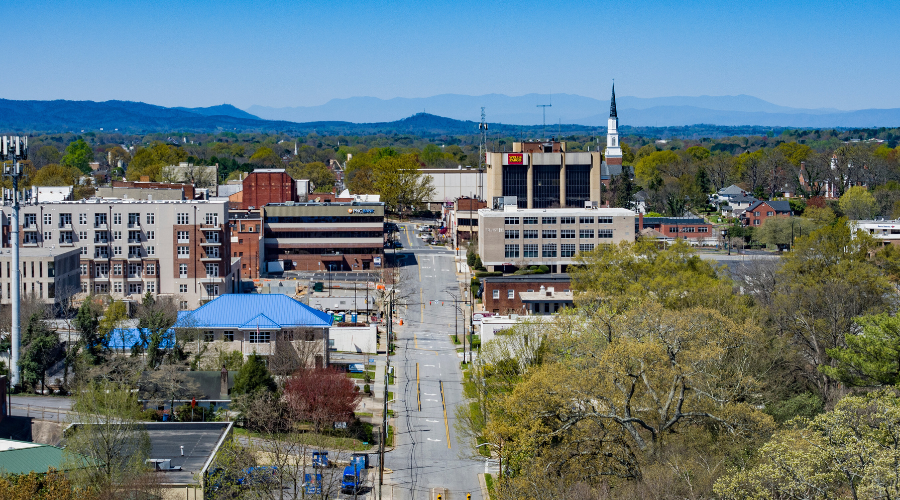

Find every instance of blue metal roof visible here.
[180,294,332,329]
[108,328,175,350]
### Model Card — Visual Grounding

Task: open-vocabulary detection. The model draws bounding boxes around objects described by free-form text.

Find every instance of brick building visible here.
[741,200,792,227]
[261,202,385,272]
[637,214,715,241]
[2,200,237,308]
[448,197,487,245]
[105,180,196,200]
[481,274,572,314]
[239,169,298,210]
[228,210,262,278]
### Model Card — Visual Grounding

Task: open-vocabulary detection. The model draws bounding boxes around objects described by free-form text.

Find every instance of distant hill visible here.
[247,93,900,128]
[175,104,261,120]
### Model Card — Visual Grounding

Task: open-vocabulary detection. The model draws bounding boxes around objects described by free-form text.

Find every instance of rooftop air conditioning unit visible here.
[584,201,598,209]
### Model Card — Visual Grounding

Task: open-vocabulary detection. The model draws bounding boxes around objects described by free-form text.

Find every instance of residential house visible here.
[741,200,792,227]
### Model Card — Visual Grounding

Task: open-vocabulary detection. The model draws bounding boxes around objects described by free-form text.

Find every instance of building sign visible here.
[374,257,382,266]
[503,153,525,165]
[347,208,376,214]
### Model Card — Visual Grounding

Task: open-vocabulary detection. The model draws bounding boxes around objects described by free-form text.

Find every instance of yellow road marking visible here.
[440,380,451,449]
[414,333,418,349]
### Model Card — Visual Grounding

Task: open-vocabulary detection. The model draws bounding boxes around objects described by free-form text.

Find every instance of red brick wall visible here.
[230,220,262,278]
[658,223,714,238]
[241,171,296,209]
[742,203,788,227]
[482,278,571,314]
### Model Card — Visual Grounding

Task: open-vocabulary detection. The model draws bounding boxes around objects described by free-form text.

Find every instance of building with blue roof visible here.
[176,294,333,364]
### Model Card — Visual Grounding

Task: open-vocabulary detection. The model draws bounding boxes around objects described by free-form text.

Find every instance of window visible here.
[504,217,520,225]
[147,246,155,256]
[128,283,142,295]
[205,213,219,225]
[223,331,235,342]
[682,227,696,233]
[504,230,519,239]
[523,230,538,239]
[179,264,188,278]
[60,231,74,244]
[60,213,72,226]
[128,263,142,277]
[177,246,189,257]
[81,247,88,256]
[560,229,576,239]
[533,165,560,208]
[113,282,122,293]
[95,231,109,243]
[206,247,220,258]
[80,264,88,276]
[128,213,140,226]
[492,289,500,299]
[95,246,109,258]
[177,213,189,225]
[147,230,155,240]
[754,211,760,217]
[579,216,594,224]
[179,283,188,293]
[566,164,591,207]
[204,331,215,342]
[542,217,557,224]
[598,229,613,239]
[94,213,107,227]
[128,231,141,242]
[180,300,189,309]
[113,213,121,225]
[579,243,595,252]
[205,263,219,277]
[113,264,122,275]
[146,263,156,275]
[177,231,190,242]
[146,281,155,293]
[754,219,761,226]
[95,263,109,278]
[43,231,52,242]
[113,246,122,256]
[250,330,270,343]
[79,213,87,225]
[24,213,36,227]
[598,217,613,224]
[504,244,519,258]
[523,244,538,257]
[78,230,87,240]
[507,289,515,299]
[542,244,557,257]
[698,227,709,233]
[207,284,220,296]
[23,232,38,244]
[113,230,122,240]
[502,165,528,207]
[205,231,219,243]
[523,217,538,225]
[561,244,576,257]
[95,284,109,294]
[580,229,595,238]
[146,213,155,225]
[767,211,774,216]
[542,230,557,238]
[560,217,575,224]
[81,282,88,293]
[43,213,52,225]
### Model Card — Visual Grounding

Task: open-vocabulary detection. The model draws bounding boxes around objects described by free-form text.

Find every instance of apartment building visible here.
[261,202,385,272]
[477,205,635,272]
[0,247,81,305]
[2,199,236,308]
[228,210,262,279]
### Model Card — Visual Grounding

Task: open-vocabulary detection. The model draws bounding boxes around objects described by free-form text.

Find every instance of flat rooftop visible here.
[479,207,635,216]
[0,247,81,258]
[481,273,571,283]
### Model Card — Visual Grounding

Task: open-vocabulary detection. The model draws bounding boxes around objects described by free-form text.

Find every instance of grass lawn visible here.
[484,473,495,499]
[449,334,461,345]
[348,370,376,380]
[232,427,373,451]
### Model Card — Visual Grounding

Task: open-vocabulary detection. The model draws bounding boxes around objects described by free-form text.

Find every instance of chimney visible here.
[639,212,644,232]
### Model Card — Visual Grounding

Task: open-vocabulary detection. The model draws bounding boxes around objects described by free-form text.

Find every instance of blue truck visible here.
[341,455,366,493]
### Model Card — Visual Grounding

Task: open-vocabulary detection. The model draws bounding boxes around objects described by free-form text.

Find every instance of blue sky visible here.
[2,0,898,111]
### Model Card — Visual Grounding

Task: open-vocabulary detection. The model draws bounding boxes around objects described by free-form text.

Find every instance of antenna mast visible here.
[2,136,27,388]
[478,107,488,200]
[536,95,552,140]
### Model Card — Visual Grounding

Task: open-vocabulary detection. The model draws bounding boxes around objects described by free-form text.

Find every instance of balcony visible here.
[94,253,110,260]
[127,222,140,229]
[59,239,75,247]
[93,275,109,281]
[200,240,221,246]
[94,223,108,230]
[22,225,38,232]
[199,276,224,284]
[59,223,72,229]
[125,274,143,281]
[201,223,222,230]
[23,239,38,247]
[128,239,142,245]
[127,254,143,262]
[200,255,222,262]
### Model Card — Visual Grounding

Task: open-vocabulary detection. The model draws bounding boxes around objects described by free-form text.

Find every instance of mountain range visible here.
[248,93,900,128]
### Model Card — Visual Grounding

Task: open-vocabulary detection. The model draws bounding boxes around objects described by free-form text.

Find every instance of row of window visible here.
[503,216,614,225]
[202,330,269,343]
[82,263,157,278]
[85,283,221,299]
[505,229,614,239]
[26,212,156,228]
[504,243,595,258]
[491,288,571,300]
[84,245,156,258]
[667,227,709,233]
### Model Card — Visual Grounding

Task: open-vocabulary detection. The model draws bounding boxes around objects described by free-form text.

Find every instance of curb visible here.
[478,472,490,500]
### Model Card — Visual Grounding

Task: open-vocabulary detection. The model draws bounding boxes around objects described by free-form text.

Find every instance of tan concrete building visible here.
[2,199,236,308]
[477,205,635,272]
[0,247,81,305]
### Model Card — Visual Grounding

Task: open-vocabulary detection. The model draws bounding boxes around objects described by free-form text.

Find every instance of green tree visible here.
[838,185,876,220]
[287,161,336,192]
[633,150,678,188]
[621,142,635,164]
[753,216,819,248]
[373,153,435,215]
[126,142,186,181]
[61,139,94,175]
[74,298,103,364]
[821,313,900,387]
[249,146,281,167]
[135,292,179,368]
[776,141,813,167]
[685,145,711,162]
[232,353,276,395]
[31,145,62,169]
[20,313,64,393]
[31,163,82,186]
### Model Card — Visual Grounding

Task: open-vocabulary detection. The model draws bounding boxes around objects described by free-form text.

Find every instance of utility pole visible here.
[379,288,392,499]
[2,136,27,388]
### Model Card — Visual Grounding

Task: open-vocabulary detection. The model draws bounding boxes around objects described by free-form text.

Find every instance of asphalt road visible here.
[385,224,484,500]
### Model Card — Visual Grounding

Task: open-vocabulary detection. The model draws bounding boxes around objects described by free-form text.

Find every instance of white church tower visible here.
[605,83,623,166]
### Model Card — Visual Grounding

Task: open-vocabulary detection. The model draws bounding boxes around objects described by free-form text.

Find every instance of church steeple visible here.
[609,83,617,118]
